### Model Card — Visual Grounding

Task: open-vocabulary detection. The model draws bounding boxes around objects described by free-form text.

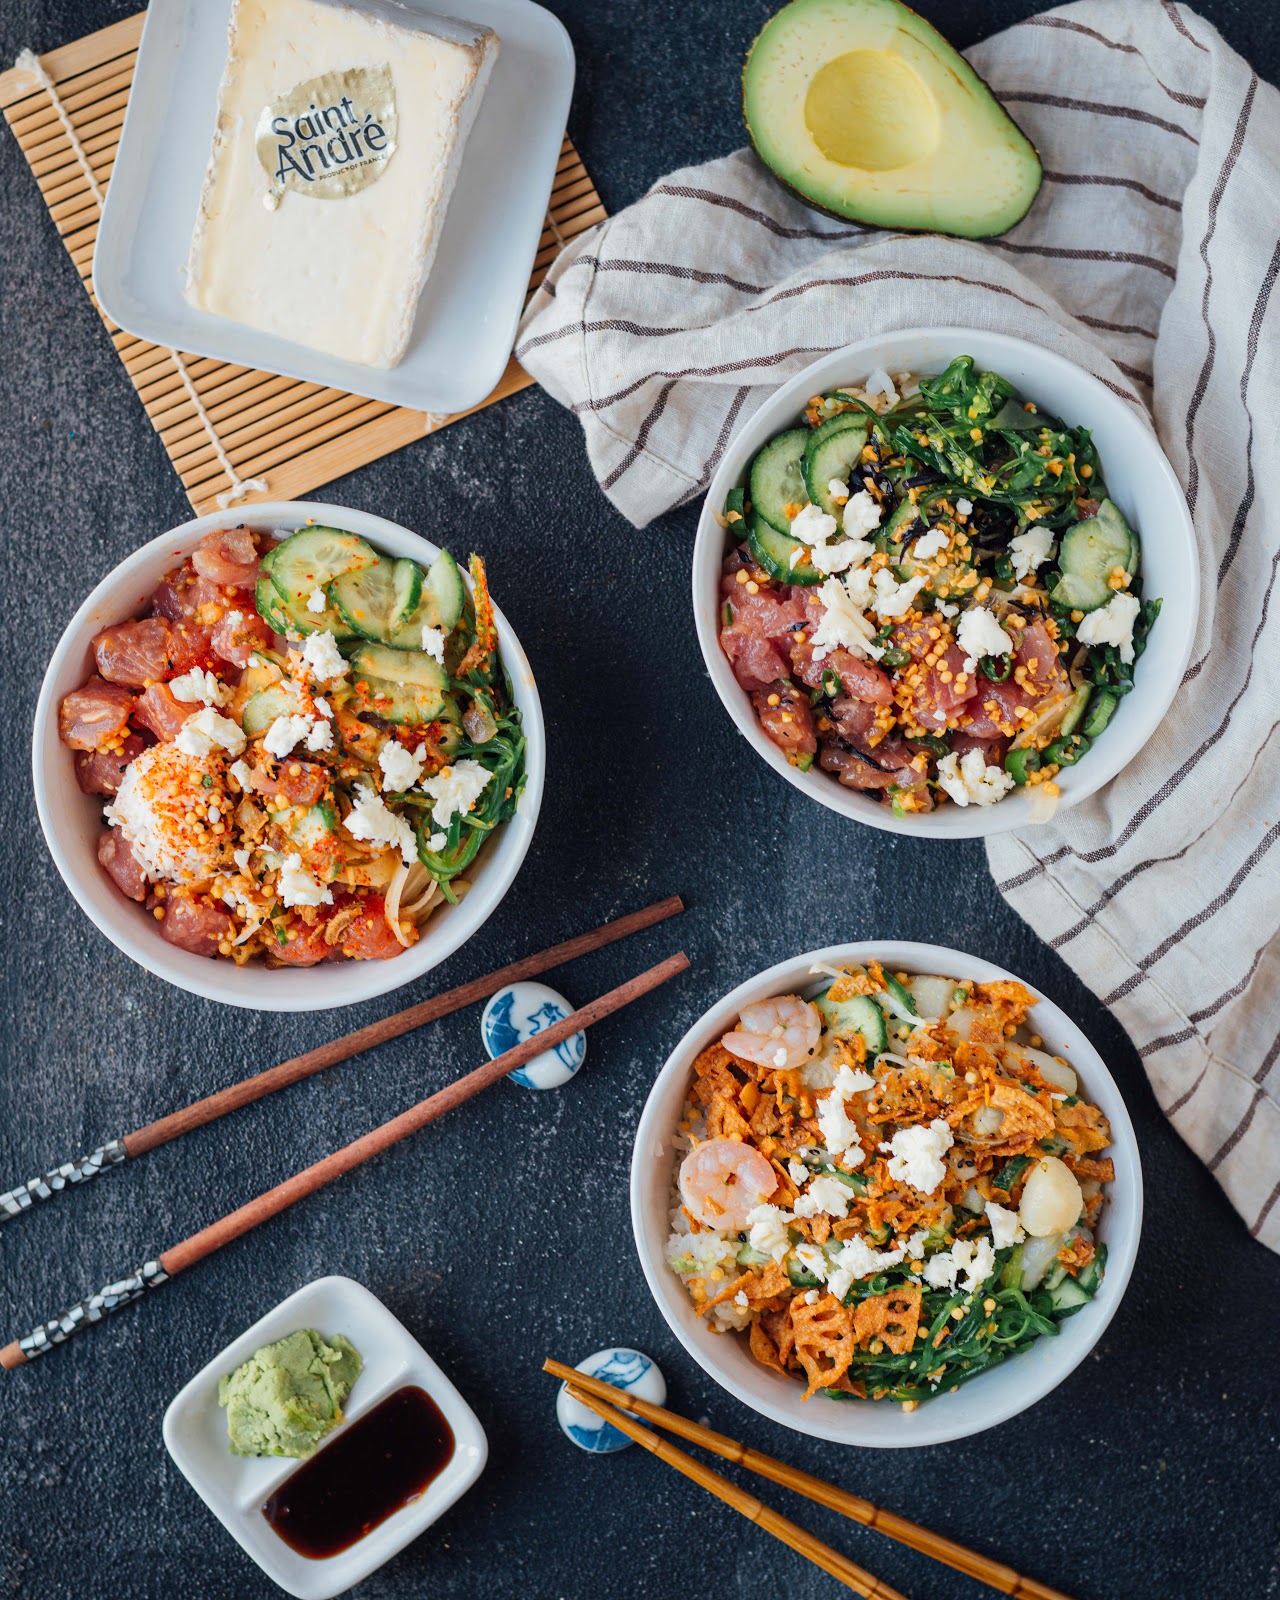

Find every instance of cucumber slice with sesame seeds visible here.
[242,684,302,737]
[802,414,870,516]
[349,642,448,725]
[330,558,400,642]
[385,550,466,648]
[747,511,822,587]
[813,990,887,1057]
[749,428,810,534]
[269,528,377,609]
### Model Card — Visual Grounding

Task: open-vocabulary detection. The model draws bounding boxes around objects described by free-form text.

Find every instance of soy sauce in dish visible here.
[262,1385,454,1559]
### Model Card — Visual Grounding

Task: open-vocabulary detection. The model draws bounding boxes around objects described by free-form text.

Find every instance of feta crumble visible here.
[169,667,229,706]
[815,1083,864,1169]
[306,587,327,614]
[278,851,333,909]
[793,1175,854,1219]
[419,759,493,828]
[865,567,928,621]
[936,749,1015,808]
[955,497,973,516]
[913,527,950,561]
[842,489,882,540]
[787,1158,810,1186]
[790,502,839,545]
[1008,523,1055,581]
[343,783,418,865]
[792,1243,830,1283]
[880,1119,953,1194]
[863,367,899,408]
[923,1236,996,1294]
[263,712,331,758]
[229,759,254,792]
[826,477,851,504]
[956,605,1014,672]
[810,534,875,577]
[420,626,447,664]
[985,1200,1026,1249]
[426,832,447,851]
[826,1236,907,1302]
[809,577,882,662]
[378,739,426,794]
[745,1203,793,1263]
[1075,590,1140,663]
[298,630,347,683]
[175,706,246,759]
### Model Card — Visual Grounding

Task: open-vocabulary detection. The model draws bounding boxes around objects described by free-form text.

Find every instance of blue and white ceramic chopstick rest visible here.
[481,982,586,1090]
[556,1348,666,1453]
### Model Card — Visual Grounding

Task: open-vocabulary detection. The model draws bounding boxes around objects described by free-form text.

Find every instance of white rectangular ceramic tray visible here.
[94,0,574,413]
[163,1275,488,1599]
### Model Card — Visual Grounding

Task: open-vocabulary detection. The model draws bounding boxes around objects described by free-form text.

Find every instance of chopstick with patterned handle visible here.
[0,952,689,1369]
[545,1361,1076,1600]
[0,895,683,1225]
[562,1384,906,1600]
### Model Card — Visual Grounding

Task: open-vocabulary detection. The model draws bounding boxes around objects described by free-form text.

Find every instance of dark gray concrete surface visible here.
[2,2,1278,1597]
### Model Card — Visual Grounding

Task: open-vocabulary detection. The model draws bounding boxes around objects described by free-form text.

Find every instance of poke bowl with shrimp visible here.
[631,944,1141,1448]
[692,328,1199,838]
[33,503,544,1012]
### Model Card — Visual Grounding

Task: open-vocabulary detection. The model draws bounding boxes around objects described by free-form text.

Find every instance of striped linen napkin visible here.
[516,0,1280,1250]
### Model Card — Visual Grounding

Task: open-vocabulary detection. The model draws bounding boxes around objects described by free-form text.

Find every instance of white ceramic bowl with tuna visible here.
[630,942,1142,1448]
[691,327,1199,838]
[32,502,544,1012]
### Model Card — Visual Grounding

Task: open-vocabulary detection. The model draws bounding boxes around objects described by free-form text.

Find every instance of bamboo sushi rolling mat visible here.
[0,13,606,515]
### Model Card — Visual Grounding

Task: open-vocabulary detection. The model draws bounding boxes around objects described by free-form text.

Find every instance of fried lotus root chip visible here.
[689,1044,747,1106]
[700,1260,791,1318]
[1068,1155,1115,1183]
[852,1287,923,1355]
[1056,1237,1096,1276]
[760,1306,796,1369]
[749,1318,792,1378]
[706,1092,753,1143]
[790,1293,858,1399]
[988,1080,1055,1144]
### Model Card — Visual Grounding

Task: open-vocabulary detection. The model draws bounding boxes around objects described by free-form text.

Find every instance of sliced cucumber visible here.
[1044,1276,1090,1317]
[749,428,810,534]
[1058,685,1092,737]
[747,511,821,587]
[723,486,747,528]
[289,803,337,851]
[242,684,301,737]
[255,575,295,638]
[881,971,918,1018]
[802,414,870,516]
[1051,500,1137,613]
[349,642,448,725]
[735,1243,772,1268]
[386,550,467,648]
[330,558,401,642]
[1076,1242,1107,1296]
[1081,689,1119,739]
[813,990,887,1057]
[269,528,377,612]
[390,559,424,630]
[787,1257,824,1289]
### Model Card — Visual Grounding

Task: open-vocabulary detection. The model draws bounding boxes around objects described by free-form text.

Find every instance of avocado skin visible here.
[740,0,1043,241]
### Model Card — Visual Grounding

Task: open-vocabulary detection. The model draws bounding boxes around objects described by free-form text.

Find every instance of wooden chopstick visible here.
[0,952,689,1369]
[0,895,683,1225]
[564,1384,906,1600]
[546,1361,1075,1600]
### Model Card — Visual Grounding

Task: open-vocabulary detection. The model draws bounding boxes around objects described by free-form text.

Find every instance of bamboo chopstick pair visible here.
[0,896,687,1369]
[545,1361,1077,1600]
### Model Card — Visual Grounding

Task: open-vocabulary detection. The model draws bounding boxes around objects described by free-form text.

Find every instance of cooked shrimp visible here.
[679,1138,777,1230]
[722,995,822,1070]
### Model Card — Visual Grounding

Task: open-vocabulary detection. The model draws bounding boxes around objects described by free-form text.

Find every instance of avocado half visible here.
[743,0,1042,239]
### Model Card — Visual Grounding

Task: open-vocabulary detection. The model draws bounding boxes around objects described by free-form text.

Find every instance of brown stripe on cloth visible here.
[994,89,1200,141]
[1021,15,1208,106]
[1042,170,1184,210]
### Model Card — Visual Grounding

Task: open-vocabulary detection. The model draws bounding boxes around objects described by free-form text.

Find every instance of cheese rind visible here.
[186,0,497,368]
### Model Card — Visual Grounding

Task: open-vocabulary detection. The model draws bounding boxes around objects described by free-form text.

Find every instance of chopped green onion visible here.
[1044,732,1090,767]
[1004,747,1040,785]
[980,653,1013,682]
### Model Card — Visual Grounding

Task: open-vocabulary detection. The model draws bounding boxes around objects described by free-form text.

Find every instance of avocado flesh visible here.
[744,0,1042,239]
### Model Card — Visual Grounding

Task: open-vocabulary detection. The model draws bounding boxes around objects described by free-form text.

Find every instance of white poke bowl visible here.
[630,943,1142,1448]
[32,502,544,1012]
[691,327,1199,838]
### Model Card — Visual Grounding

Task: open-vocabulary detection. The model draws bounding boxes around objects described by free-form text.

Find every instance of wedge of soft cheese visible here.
[185,0,497,368]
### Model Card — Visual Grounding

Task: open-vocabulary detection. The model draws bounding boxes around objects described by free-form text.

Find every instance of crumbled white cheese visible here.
[378,739,427,793]
[804,1288,821,1304]
[810,534,875,577]
[733,1290,749,1308]
[787,1158,810,1186]
[826,477,851,504]
[842,489,882,540]
[305,718,333,753]
[826,1235,907,1302]
[816,1086,864,1169]
[809,577,882,662]
[306,587,327,614]
[913,527,949,561]
[903,1228,931,1261]
[420,625,447,663]
[299,630,347,683]
[863,367,899,407]
[986,1200,1026,1249]
[793,1175,854,1219]
[790,502,839,545]
[923,1236,996,1294]
[343,783,418,866]
[278,851,333,909]
[263,714,315,758]
[936,749,1016,808]
[955,497,973,516]
[169,667,229,706]
[1075,590,1140,663]
[745,1203,793,1263]
[936,600,959,618]
[772,1046,788,1067]
[866,567,928,621]
[427,831,447,851]
[229,759,254,791]
[1008,523,1055,581]
[233,846,253,873]
[419,758,492,828]
[791,1243,830,1283]
[956,605,1014,672]
[175,706,246,758]
[880,1119,953,1194]
[832,1062,876,1097]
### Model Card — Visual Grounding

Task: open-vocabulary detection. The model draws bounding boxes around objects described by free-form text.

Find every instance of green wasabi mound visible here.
[217,1328,363,1458]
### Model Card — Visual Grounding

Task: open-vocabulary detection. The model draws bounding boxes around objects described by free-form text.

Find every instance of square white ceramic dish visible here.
[94,0,574,413]
[163,1276,487,1598]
